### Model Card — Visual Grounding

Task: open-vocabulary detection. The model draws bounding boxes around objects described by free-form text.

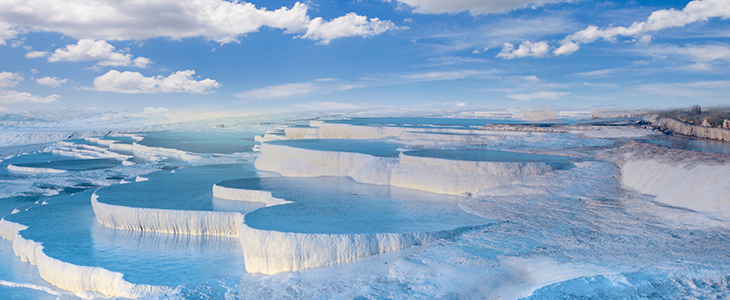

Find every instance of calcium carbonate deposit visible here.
[1,111,730,299]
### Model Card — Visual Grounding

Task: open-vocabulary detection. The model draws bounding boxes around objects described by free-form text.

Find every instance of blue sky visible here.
[0,0,728,115]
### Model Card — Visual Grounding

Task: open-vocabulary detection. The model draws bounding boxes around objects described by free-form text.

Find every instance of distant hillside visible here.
[657,106,730,128]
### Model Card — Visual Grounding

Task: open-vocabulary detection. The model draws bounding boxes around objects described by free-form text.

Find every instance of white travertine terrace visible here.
[621,158,730,217]
[239,221,483,274]
[255,142,570,195]
[7,164,67,174]
[0,218,170,298]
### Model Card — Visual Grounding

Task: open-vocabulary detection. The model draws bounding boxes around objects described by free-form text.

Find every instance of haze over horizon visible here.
[1,0,729,117]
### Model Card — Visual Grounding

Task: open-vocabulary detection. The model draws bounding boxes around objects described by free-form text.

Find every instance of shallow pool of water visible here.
[225,177,493,234]
[267,139,403,157]
[403,149,573,162]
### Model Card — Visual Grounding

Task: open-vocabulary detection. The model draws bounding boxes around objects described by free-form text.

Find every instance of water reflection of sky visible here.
[639,136,730,155]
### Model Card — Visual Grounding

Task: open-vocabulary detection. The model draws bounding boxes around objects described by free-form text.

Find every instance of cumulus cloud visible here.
[0,90,60,104]
[555,0,730,55]
[0,1,399,45]
[41,40,151,68]
[0,72,23,88]
[234,78,356,100]
[301,13,402,45]
[390,0,569,15]
[497,41,550,59]
[36,76,68,88]
[25,51,48,59]
[506,91,570,101]
[91,70,220,94]
[0,22,20,45]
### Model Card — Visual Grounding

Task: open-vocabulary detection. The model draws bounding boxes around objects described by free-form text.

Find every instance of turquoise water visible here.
[227,177,492,234]
[3,191,246,287]
[403,149,573,162]
[137,131,259,154]
[94,164,264,211]
[10,158,122,171]
[639,137,730,155]
[267,139,403,157]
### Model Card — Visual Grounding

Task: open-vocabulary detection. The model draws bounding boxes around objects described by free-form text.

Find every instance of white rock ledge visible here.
[7,164,67,174]
[254,143,398,186]
[92,193,243,236]
[212,183,292,206]
[393,153,570,195]
[254,143,571,195]
[239,221,485,274]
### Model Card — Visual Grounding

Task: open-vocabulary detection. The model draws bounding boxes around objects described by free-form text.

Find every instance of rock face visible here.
[657,118,730,141]
[724,119,730,129]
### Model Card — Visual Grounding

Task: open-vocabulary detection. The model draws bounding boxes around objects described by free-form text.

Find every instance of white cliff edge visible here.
[91,193,243,236]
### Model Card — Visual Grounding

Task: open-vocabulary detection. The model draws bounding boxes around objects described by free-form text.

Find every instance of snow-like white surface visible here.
[91,194,243,236]
[239,221,480,274]
[212,184,291,206]
[109,142,199,161]
[51,141,132,161]
[392,153,568,195]
[621,158,730,217]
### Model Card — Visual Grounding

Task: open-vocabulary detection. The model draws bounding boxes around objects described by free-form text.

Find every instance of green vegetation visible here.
[657,106,730,128]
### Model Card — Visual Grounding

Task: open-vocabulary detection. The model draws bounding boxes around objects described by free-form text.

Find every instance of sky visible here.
[0,0,729,116]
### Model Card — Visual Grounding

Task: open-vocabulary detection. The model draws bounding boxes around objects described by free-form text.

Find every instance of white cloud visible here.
[294,102,360,110]
[0,1,398,45]
[0,106,8,112]
[0,72,23,88]
[497,41,550,59]
[571,68,619,77]
[391,0,569,15]
[0,22,20,45]
[582,82,619,88]
[36,76,68,88]
[0,90,60,104]
[234,78,356,100]
[91,70,220,94]
[555,0,730,55]
[25,51,48,59]
[506,91,570,101]
[47,40,151,68]
[472,47,489,54]
[636,80,730,98]
[301,13,403,45]
[642,43,730,70]
[401,70,494,81]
